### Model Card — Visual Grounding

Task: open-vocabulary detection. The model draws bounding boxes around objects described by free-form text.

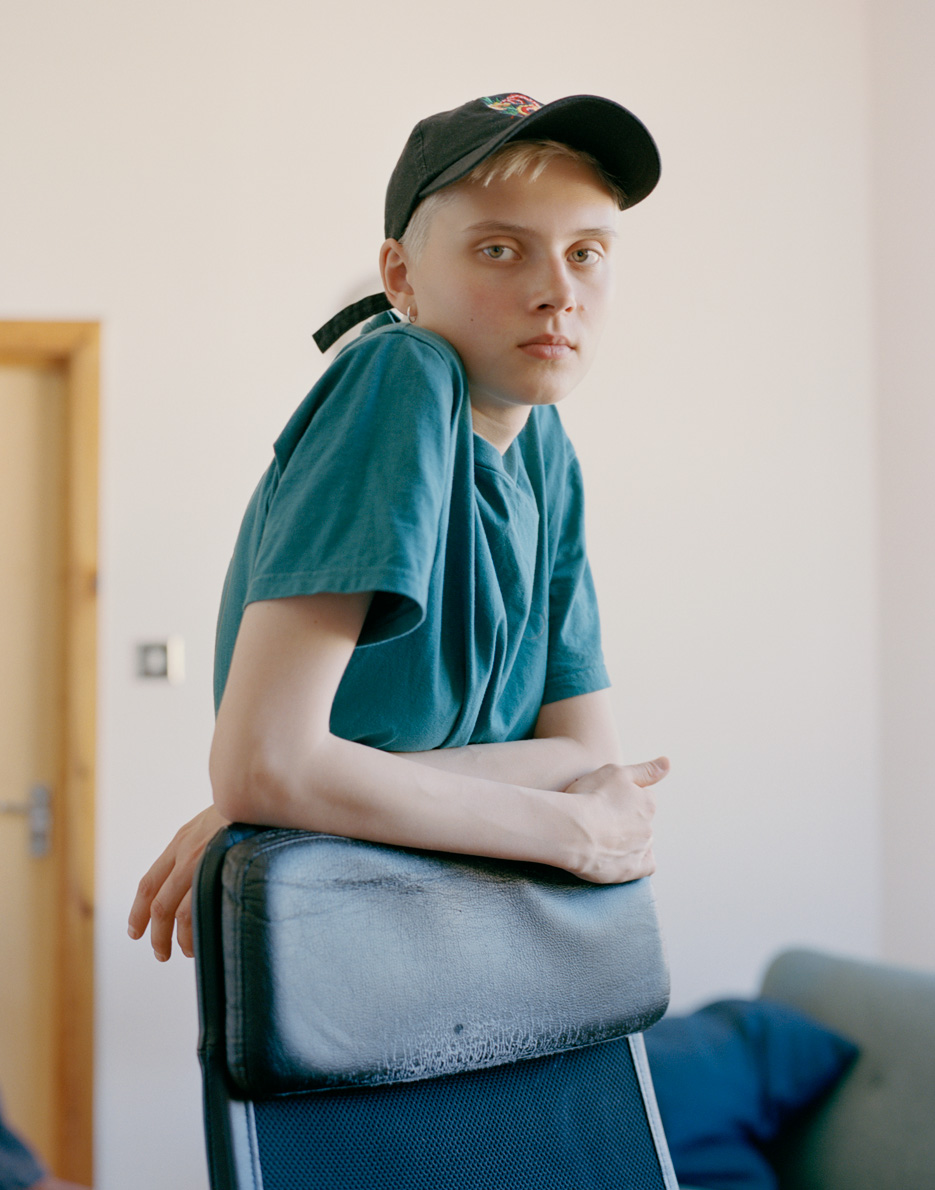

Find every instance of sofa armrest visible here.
[760,948,935,1190]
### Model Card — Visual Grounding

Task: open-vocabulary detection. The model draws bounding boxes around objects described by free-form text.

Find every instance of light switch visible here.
[136,635,185,684]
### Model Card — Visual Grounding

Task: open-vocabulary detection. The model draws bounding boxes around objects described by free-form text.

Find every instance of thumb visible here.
[626,756,670,787]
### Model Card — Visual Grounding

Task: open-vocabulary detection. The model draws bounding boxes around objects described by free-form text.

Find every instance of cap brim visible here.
[420,94,660,210]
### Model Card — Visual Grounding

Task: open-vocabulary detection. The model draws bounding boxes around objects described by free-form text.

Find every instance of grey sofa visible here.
[760,948,935,1190]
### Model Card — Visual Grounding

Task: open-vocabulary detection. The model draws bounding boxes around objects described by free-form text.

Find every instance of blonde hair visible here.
[399,139,627,258]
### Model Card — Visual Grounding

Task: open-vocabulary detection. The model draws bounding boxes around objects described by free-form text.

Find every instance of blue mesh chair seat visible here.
[193,826,677,1190]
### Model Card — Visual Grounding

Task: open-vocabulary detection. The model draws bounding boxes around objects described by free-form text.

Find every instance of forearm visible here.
[397,689,626,791]
[210,601,643,882]
[399,734,612,793]
[211,729,581,873]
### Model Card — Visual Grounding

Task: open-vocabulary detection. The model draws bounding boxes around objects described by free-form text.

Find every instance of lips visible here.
[519,334,575,360]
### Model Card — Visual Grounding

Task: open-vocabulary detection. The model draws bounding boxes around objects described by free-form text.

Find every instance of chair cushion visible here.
[221,830,670,1096]
[644,998,858,1190]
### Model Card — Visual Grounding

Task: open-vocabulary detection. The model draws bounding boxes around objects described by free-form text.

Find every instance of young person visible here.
[128,92,669,963]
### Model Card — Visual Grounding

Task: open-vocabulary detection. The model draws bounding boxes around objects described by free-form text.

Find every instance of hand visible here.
[562,758,669,884]
[127,804,229,961]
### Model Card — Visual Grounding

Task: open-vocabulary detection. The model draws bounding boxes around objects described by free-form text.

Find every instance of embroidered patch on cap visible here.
[482,93,542,118]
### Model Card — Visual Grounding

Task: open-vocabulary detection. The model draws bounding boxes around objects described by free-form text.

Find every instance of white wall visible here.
[871,0,935,971]
[561,2,880,1008]
[0,1,914,1186]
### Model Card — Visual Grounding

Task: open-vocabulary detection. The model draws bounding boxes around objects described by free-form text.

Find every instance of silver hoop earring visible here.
[407,307,417,324]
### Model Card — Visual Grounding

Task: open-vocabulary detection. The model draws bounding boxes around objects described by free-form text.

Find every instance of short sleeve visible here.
[248,325,466,644]
[540,433,610,705]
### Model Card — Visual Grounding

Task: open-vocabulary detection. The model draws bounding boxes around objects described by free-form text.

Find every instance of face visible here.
[392,157,619,449]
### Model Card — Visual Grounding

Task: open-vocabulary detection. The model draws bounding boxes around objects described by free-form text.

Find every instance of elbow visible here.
[210,776,252,826]
[209,735,294,826]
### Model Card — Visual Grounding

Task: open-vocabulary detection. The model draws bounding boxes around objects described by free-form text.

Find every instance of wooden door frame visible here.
[0,321,98,1183]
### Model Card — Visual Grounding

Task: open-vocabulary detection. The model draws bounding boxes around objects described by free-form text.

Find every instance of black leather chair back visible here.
[194,825,677,1190]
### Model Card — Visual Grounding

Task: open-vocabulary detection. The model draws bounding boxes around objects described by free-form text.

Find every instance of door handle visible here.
[0,784,52,857]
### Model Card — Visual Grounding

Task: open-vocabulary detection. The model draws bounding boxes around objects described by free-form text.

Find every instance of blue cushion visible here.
[644,998,858,1190]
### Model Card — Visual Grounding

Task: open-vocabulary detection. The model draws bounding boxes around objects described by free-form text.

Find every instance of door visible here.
[0,361,65,1168]
[0,323,98,1185]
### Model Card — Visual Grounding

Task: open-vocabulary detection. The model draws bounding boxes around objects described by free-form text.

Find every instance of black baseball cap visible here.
[314,91,660,351]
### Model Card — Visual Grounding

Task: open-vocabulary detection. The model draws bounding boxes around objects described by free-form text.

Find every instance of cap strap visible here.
[313,293,392,352]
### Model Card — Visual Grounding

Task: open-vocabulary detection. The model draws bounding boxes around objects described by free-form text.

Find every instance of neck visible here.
[469,401,531,454]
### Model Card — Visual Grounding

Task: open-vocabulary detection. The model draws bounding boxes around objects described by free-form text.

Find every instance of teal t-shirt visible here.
[214,316,609,752]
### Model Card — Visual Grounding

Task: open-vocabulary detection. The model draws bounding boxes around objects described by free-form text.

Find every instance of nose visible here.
[533,255,576,313]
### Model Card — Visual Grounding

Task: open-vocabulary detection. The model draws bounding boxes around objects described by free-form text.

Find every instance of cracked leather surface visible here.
[219,829,670,1096]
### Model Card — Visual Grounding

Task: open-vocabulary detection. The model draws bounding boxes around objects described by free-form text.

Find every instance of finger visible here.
[176,888,195,959]
[148,812,221,960]
[127,846,178,940]
[148,865,187,962]
[626,756,670,787]
[150,836,212,961]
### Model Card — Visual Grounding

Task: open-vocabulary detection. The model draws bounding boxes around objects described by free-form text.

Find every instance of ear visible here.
[379,238,416,317]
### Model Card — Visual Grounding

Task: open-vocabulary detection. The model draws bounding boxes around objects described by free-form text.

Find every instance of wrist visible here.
[509,785,583,875]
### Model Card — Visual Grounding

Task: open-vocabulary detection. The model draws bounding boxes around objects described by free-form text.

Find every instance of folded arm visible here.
[209,595,644,859]
[130,592,667,960]
[399,690,624,791]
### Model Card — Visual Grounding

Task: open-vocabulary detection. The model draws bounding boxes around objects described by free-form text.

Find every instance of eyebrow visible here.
[464,220,617,239]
